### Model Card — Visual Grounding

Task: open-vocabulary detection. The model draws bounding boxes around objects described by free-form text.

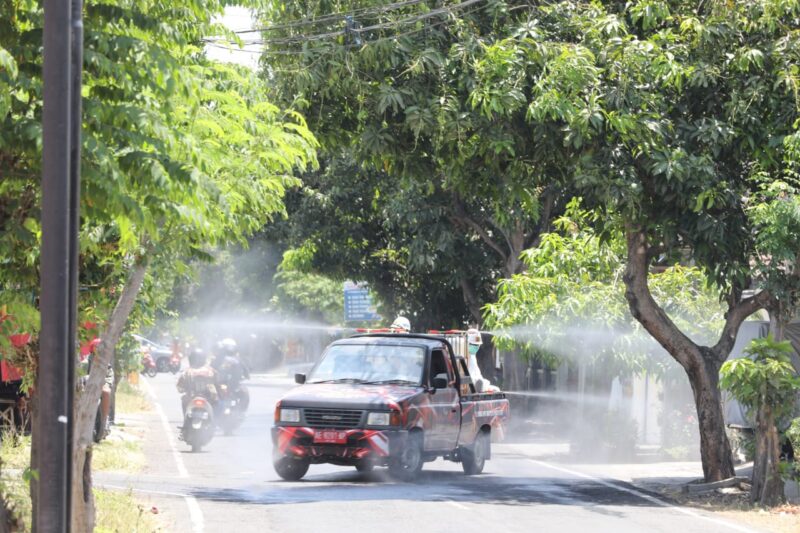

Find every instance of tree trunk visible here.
[751,403,784,506]
[459,278,483,326]
[71,258,148,533]
[622,228,768,482]
[28,392,39,532]
[686,356,736,481]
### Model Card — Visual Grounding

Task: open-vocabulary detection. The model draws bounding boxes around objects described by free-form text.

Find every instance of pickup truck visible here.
[271,333,509,481]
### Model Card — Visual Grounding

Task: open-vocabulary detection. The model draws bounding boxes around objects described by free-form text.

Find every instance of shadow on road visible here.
[186,471,666,515]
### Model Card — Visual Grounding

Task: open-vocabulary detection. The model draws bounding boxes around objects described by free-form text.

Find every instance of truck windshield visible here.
[308,344,425,385]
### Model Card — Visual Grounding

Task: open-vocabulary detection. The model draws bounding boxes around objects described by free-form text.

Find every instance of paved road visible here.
[100,373,761,533]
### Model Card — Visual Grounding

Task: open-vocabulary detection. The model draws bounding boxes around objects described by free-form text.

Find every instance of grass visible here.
[0,378,157,530]
[1,433,144,474]
[93,438,146,473]
[94,488,161,533]
[0,434,31,471]
[115,380,152,414]
[0,475,31,531]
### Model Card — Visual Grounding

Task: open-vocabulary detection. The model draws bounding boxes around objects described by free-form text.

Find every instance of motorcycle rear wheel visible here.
[146,366,157,377]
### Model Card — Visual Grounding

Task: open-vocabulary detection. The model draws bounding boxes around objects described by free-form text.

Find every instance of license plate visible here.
[313,430,347,444]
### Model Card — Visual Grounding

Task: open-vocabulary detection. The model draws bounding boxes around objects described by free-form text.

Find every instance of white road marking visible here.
[447,501,471,511]
[140,378,205,533]
[523,455,757,533]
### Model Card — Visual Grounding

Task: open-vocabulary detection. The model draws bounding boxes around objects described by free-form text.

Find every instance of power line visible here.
[206,1,489,57]
[204,0,486,47]
[230,0,428,35]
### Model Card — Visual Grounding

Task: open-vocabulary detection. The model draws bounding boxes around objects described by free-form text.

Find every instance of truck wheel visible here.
[274,456,310,481]
[389,433,424,481]
[462,431,489,475]
[355,461,374,473]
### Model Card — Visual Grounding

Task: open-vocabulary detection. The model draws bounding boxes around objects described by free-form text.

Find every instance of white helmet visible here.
[390,316,411,332]
[467,328,483,346]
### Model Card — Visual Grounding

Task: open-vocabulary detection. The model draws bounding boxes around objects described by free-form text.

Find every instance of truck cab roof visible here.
[335,333,454,351]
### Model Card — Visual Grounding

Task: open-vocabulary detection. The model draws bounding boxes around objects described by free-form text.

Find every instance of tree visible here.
[1,0,317,529]
[257,1,575,321]
[485,200,726,378]
[268,155,498,329]
[471,0,800,482]
[721,335,800,506]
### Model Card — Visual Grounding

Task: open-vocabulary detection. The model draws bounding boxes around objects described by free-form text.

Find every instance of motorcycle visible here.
[168,353,182,374]
[141,352,157,377]
[216,384,246,436]
[180,396,215,452]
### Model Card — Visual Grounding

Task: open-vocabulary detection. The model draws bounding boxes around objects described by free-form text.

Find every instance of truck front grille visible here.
[303,408,363,428]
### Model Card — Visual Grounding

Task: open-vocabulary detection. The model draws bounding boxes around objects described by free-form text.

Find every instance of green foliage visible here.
[484,200,724,374]
[267,155,495,329]
[720,335,800,420]
[0,0,317,374]
[262,1,577,326]
[270,266,344,325]
[748,179,800,324]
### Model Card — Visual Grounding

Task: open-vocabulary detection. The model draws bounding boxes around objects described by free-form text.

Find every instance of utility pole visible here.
[38,0,80,529]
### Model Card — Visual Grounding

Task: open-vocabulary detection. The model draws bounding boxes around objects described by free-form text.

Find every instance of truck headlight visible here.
[367,412,390,426]
[280,408,300,423]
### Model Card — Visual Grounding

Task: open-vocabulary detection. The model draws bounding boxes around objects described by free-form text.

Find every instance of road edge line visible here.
[139,378,204,533]
[523,455,757,533]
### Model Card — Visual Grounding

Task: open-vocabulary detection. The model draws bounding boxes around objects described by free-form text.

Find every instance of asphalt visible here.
[96,372,766,533]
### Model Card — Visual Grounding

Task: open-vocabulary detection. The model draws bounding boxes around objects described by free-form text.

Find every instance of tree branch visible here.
[711,288,772,363]
[525,187,556,250]
[450,194,508,262]
[623,226,702,370]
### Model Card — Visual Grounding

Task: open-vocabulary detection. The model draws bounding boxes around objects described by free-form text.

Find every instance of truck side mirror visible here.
[432,374,448,389]
[295,373,306,384]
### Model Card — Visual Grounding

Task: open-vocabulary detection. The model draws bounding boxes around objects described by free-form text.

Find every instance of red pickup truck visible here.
[271,333,509,481]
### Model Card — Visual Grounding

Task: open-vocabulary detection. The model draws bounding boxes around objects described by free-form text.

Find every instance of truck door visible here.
[428,348,460,450]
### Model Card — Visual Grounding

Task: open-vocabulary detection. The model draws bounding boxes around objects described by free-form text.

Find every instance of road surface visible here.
[99,373,761,533]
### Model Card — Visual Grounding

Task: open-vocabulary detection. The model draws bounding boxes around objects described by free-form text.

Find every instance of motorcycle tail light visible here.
[193,399,206,408]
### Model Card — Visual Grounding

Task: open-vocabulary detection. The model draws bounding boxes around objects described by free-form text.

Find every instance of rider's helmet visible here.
[188,349,206,369]
[216,338,238,356]
[390,316,411,333]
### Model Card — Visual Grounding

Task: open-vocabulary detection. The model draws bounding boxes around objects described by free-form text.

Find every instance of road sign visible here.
[343,282,381,322]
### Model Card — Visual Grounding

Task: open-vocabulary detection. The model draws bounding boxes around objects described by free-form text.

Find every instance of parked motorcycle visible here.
[216,384,246,436]
[168,353,182,374]
[181,396,215,452]
[141,352,157,377]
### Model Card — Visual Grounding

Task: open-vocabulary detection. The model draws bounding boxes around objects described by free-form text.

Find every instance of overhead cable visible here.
[204,0,486,47]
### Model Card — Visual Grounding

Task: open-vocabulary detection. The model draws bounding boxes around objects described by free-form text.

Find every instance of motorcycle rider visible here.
[176,349,219,413]
[211,338,250,412]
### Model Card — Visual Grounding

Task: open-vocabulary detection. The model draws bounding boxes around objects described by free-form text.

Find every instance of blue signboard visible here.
[344,282,381,322]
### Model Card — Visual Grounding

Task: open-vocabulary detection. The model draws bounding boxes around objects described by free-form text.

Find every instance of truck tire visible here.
[355,461,374,473]
[462,431,489,475]
[389,432,424,481]
[274,456,310,481]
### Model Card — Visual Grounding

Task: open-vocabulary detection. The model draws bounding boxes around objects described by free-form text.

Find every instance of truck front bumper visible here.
[271,426,409,465]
